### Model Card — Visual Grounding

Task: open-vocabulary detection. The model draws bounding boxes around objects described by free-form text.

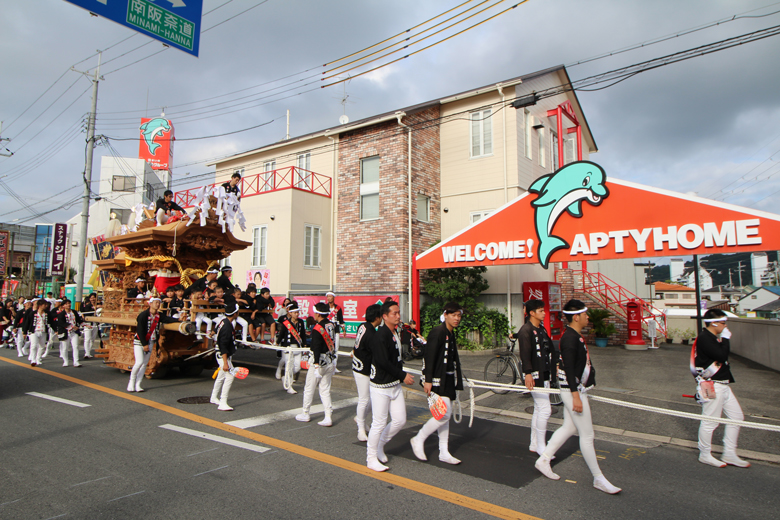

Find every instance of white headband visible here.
[562,307,588,315]
[286,303,298,310]
[135,278,146,283]
[703,317,727,323]
[225,307,238,316]
[326,292,335,297]
[149,297,161,303]
[315,309,330,315]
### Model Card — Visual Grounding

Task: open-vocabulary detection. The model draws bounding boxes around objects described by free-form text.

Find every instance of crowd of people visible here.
[4,276,751,493]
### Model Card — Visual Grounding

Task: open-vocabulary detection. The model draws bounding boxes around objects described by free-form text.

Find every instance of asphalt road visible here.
[1,346,778,520]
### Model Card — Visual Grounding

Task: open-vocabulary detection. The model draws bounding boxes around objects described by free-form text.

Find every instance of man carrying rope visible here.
[694,309,750,468]
[410,301,464,465]
[535,299,621,495]
[276,300,306,395]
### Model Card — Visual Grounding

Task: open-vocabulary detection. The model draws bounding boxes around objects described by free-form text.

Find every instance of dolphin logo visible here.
[528,161,609,268]
[139,118,171,155]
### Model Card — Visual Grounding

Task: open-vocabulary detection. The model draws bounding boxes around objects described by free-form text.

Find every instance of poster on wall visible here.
[247,269,271,289]
[271,294,401,338]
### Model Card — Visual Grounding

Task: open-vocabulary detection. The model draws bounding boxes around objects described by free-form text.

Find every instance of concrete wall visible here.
[727,317,780,372]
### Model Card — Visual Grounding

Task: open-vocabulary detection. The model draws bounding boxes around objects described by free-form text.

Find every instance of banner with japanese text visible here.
[50,224,67,277]
[0,230,9,277]
[271,294,400,338]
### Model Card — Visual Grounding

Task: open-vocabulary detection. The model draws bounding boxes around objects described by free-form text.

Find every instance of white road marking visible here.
[26,392,90,408]
[159,424,270,453]
[107,490,145,503]
[225,397,359,429]
[193,465,229,477]
[187,447,220,457]
[71,476,111,487]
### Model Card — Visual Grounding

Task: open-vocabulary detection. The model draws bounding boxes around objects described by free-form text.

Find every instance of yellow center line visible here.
[2,357,540,520]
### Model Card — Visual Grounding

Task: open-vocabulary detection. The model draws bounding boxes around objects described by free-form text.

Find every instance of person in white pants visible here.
[693,309,750,468]
[512,299,557,456]
[365,300,415,472]
[230,287,251,343]
[325,292,345,372]
[15,299,32,358]
[43,299,61,359]
[25,300,50,367]
[276,301,306,394]
[154,190,185,226]
[410,301,464,465]
[296,303,338,426]
[210,303,239,411]
[188,289,213,336]
[128,298,181,392]
[56,300,83,367]
[351,304,382,442]
[535,299,621,495]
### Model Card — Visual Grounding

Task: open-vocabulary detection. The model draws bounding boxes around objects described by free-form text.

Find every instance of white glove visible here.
[719,327,732,339]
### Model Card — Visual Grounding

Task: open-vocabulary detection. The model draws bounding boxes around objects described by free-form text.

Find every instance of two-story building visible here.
[187,64,611,328]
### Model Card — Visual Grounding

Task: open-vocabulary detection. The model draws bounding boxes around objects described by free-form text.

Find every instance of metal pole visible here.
[75,52,102,308]
[694,255,702,333]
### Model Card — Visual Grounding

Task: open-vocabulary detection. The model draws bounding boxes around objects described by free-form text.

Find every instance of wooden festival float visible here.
[86,199,251,379]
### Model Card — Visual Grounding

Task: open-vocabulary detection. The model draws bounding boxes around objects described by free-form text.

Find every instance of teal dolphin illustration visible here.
[139,118,171,155]
[528,161,609,268]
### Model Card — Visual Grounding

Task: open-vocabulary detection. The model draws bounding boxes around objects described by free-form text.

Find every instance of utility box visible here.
[625,299,646,347]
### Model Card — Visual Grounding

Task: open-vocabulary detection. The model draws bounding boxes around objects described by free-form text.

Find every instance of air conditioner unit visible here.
[531,116,544,129]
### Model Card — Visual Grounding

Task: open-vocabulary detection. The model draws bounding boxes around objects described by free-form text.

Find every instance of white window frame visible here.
[563,136,576,165]
[296,153,311,189]
[524,108,532,160]
[360,156,380,221]
[551,130,559,171]
[470,210,492,224]
[537,127,546,168]
[262,160,275,192]
[252,225,267,267]
[304,224,321,269]
[416,193,430,222]
[470,109,493,158]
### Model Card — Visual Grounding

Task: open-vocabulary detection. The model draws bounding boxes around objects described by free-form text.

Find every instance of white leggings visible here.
[353,372,371,428]
[542,389,603,478]
[128,341,151,391]
[531,389,552,453]
[29,332,46,364]
[278,351,302,375]
[195,314,212,333]
[367,384,407,462]
[236,316,249,342]
[59,333,80,365]
[301,363,335,415]
[17,328,27,356]
[415,395,453,452]
[84,326,98,356]
[212,355,235,401]
[155,208,169,225]
[699,383,743,456]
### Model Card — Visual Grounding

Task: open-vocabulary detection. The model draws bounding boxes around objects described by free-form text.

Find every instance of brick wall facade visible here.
[336,106,441,293]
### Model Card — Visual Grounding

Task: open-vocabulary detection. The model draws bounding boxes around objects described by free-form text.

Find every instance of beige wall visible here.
[214,136,337,295]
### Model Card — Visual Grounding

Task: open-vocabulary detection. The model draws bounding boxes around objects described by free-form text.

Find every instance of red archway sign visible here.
[412,161,780,325]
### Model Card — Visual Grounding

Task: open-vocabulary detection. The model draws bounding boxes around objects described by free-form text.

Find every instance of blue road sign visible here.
[65,0,202,57]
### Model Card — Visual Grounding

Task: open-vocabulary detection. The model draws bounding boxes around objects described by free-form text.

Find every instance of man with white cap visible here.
[187,268,220,296]
[276,300,306,394]
[217,266,236,295]
[325,292,344,371]
[14,299,31,358]
[210,302,239,411]
[127,278,149,299]
[694,309,750,469]
[535,299,621,495]
[128,297,182,392]
[296,302,337,426]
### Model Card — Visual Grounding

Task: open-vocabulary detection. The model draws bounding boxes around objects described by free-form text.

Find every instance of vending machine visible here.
[523,281,564,340]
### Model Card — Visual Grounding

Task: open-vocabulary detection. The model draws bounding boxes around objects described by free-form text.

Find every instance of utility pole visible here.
[74,52,102,309]
[693,255,703,333]
[0,121,13,157]
[736,260,744,288]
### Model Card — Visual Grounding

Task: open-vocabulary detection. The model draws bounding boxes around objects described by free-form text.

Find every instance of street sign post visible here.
[64,0,202,57]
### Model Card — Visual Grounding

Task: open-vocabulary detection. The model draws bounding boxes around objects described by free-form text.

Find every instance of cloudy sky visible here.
[2,0,780,228]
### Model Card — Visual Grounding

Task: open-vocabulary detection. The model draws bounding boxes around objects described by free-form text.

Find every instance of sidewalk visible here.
[232,339,780,462]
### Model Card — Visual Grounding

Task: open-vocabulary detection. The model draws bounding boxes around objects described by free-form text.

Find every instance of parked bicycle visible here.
[482,336,562,404]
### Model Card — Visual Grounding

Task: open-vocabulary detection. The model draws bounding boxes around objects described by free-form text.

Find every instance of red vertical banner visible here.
[139,118,175,170]
[50,223,67,277]
[0,230,8,277]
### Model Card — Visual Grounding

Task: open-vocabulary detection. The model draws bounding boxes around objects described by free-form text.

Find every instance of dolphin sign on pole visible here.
[139,117,174,170]
[416,161,780,270]
[64,0,203,57]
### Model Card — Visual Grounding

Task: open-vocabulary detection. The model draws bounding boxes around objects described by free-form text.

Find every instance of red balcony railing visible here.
[174,166,332,208]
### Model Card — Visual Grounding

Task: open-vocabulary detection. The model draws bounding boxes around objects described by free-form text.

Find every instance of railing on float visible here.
[574,268,667,337]
[174,166,332,208]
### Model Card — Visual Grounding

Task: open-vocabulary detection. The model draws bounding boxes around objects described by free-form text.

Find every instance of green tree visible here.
[421,266,489,311]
